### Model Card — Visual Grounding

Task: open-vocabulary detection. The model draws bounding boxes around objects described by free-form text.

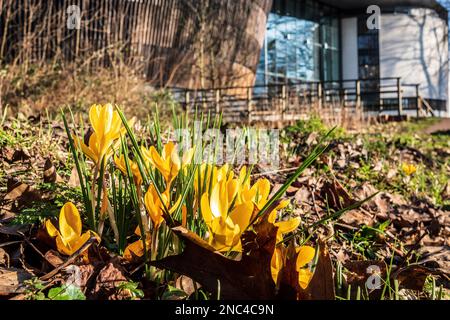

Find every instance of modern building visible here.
[2,0,449,115]
[255,0,449,115]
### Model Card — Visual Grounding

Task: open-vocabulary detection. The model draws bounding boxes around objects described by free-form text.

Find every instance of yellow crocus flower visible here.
[271,247,285,283]
[123,226,151,262]
[296,246,316,289]
[237,175,277,211]
[73,104,124,167]
[270,245,315,289]
[144,184,182,228]
[45,202,97,256]
[200,179,253,252]
[401,163,417,176]
[143,142,194,186]
[194,164,232,196]
[268,210,300,243]
[114,154,143,185]
[238,172,290,221]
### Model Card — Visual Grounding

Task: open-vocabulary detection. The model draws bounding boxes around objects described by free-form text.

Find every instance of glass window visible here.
[256,0,341,85]
[357,16,380,105]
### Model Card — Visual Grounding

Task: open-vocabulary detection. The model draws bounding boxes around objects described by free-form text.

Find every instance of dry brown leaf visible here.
[43,158,63,183]
[90,259,130,300]
[3,147,31,163]
[320,179,356,211]
[344,260,387,298]
[0,267,33,296]
[67,167,81,188]
[294,187,311,204]
[175,275,200,297]
[44,250,64,268]
[340,209,374,227]
[0,248,9,267]
[393,265,433,291]
[3,179,42,211]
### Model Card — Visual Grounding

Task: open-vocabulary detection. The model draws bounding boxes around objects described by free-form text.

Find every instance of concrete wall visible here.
[341,17,359,84]
[379,8,449,114]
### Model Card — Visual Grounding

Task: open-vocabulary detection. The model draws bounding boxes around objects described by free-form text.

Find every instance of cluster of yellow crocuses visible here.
[46,103,315,290]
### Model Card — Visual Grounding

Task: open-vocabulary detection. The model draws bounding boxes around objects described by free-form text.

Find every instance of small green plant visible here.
[24,278,86,300]
[47,284,86,300]
[338,221,390,259]
[116,281,145,300]
[23,278,47,300]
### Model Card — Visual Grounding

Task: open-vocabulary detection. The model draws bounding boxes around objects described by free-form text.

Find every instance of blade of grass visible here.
[61,109,95,229]
[248,127,336,229]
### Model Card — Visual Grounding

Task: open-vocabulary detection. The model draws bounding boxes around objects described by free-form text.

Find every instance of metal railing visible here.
[171,77,439,123]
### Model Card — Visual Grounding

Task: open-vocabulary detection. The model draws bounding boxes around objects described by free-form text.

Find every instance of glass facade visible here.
[256,0,341,86]
[357,16,380,107]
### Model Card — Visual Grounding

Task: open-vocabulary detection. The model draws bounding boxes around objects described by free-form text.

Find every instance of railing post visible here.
[185,90,190,111]
[317,82,323,110]
[355,80,361,111]
[215,89,221,115]
[342,88,347,108]
[281,84,287,122]
[397,77,403,117]
[247,87,252,125]
[415,84,421,118]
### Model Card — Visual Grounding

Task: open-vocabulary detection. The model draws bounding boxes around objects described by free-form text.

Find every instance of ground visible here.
[0,113,449,300]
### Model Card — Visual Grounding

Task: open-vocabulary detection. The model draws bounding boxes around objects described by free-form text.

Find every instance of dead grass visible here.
[0,61,181,122]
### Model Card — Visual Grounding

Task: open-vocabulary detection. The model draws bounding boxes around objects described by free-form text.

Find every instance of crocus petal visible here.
[255,179,271,208]
[229,201,253,233]
[182,148,194,166]
[69,231,92,255]
[141,146,153,165]
[227,179,239,202]
[298,269,314,289]
[296,246,316,269]
[268,210,277,224]
[89,104,103,136]
[55,235,73,256]
[209,218,240,252]
[45,220,60,238]
[123,240,145,261]
[145,186,164,227]
[134,226,142,237]
[89,133,105,163]
[170,148,181,171]
[200,193,213,225]
[271,247,284,284]
[150,146,169,178]
[276,217,301,235]
[59,202,82,244]
[238,166,247,185]
[163,142,176,160]
[275,199,290,210]
[114,154,126,175]
[169,195,182,215]
[73,135,98,163]
[123,232,152,262]
[210,181,227,218]
[217,164,229,182]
